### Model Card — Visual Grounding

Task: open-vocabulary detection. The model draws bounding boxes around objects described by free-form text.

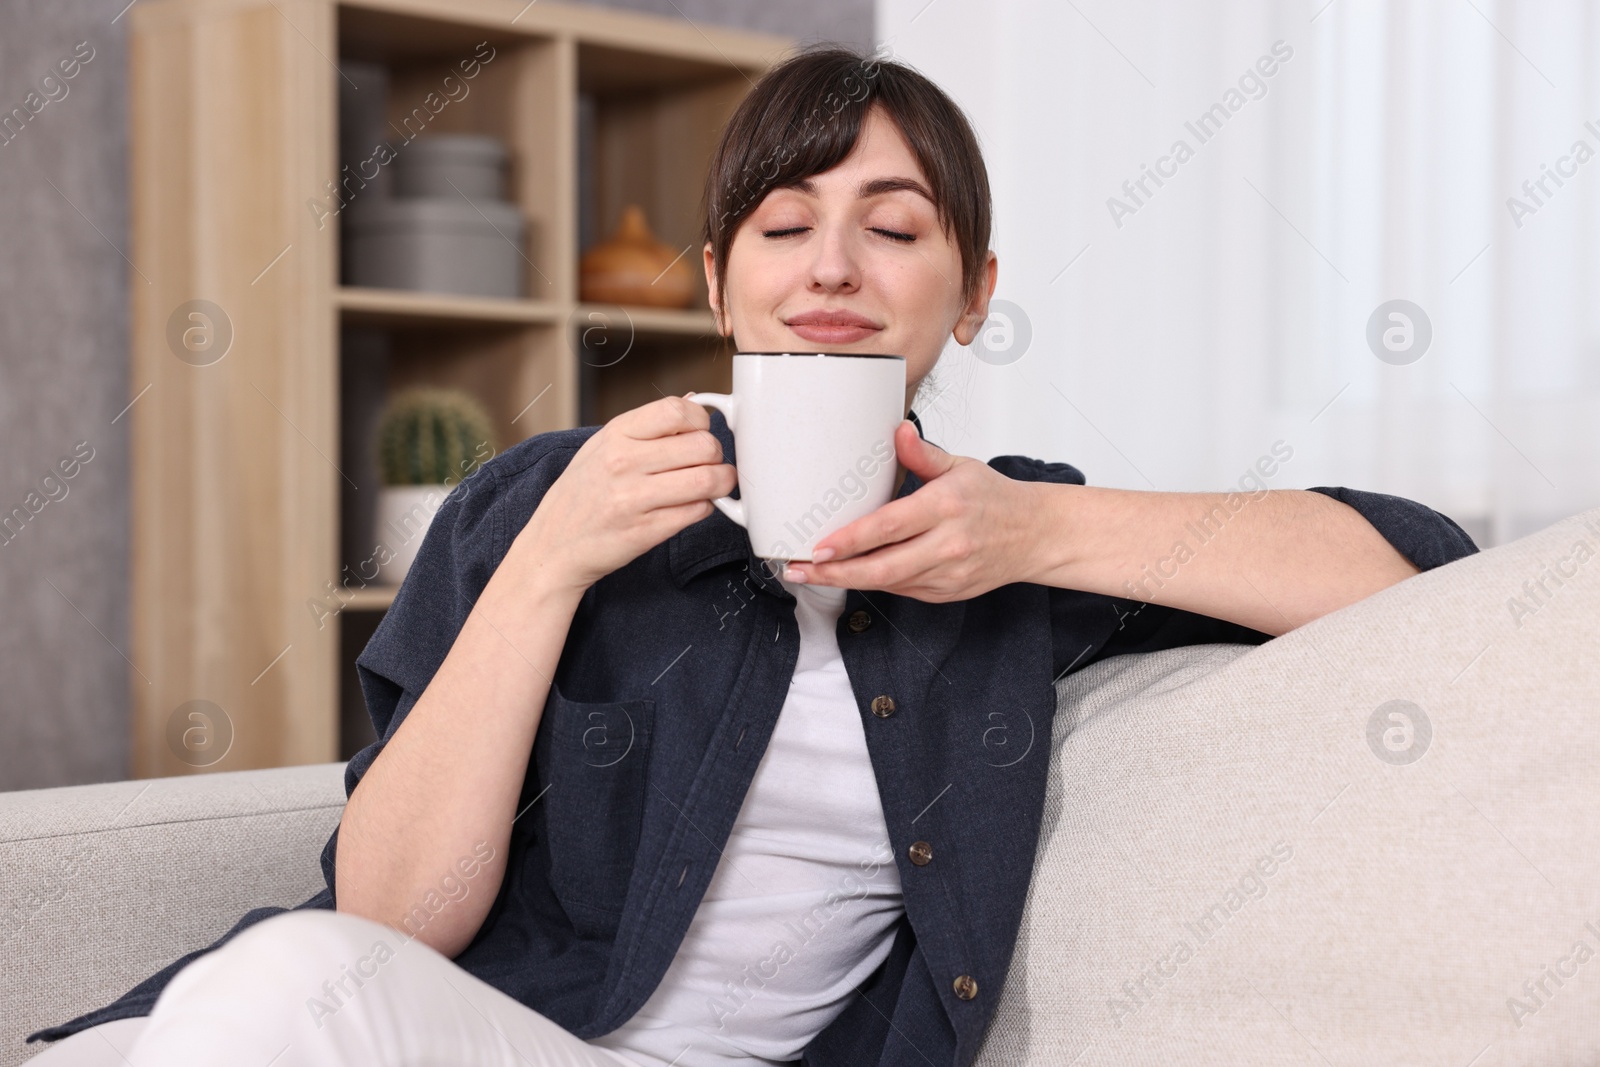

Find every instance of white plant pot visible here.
[376,484,449,584]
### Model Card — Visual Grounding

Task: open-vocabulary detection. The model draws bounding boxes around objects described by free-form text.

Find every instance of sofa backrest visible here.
[977,506,1600,1065]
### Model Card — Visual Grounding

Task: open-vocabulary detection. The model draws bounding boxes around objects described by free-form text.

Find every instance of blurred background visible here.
[1,0,1595,791]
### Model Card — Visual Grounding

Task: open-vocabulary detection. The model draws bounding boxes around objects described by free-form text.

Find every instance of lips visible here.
[784,308,883,345]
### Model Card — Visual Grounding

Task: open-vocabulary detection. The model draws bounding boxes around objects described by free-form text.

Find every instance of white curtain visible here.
[883,0,1600,547]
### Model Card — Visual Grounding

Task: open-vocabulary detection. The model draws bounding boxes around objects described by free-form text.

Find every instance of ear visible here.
[951,250,1000,347]
[703,242,732,337]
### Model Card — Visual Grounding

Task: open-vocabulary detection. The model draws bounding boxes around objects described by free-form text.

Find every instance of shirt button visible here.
[953,974,979,1000]
[908,840,933,866]
[870,695,896,718]
[847,609,872,633]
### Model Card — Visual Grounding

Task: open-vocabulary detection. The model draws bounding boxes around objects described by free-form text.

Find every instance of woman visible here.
[26,44,1476,1067]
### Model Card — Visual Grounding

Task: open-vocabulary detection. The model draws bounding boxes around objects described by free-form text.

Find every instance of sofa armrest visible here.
[0,762,346,1067]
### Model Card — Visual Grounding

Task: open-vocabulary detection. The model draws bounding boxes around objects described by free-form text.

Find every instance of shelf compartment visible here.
[578,41,752,313]
[337,10,573,303]
[582,334,733,426]
[338,322,571,601]
[385,323,570,444]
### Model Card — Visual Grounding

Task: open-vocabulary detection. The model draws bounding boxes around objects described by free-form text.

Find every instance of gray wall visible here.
[0,0,132,792]
[0,0,872,792]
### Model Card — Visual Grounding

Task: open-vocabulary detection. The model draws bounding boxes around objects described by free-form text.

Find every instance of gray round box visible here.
[345,197,525,299]
[394,134,507,200]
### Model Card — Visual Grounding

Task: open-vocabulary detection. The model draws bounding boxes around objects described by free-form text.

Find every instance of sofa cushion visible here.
[976,506,1600,1065]
[0,762,345,1067]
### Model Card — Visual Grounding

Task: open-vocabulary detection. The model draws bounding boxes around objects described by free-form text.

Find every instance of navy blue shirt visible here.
[27,408,1479,1064]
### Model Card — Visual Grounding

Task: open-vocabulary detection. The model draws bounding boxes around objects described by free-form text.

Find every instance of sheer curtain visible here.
[884,0,1600,547]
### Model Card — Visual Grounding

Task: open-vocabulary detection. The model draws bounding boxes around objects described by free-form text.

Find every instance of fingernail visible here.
[783,566,807,583]
[811,546,836,563]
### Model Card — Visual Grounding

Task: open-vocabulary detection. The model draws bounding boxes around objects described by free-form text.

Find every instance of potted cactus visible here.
[374,386,496,584]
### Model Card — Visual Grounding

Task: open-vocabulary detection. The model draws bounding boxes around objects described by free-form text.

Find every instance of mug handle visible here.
[684,392,746,528]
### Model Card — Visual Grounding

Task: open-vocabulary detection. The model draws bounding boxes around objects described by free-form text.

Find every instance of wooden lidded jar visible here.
[580,204,695,308]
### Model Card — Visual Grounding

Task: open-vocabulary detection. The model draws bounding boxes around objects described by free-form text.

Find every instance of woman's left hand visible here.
[781,420,1042,602]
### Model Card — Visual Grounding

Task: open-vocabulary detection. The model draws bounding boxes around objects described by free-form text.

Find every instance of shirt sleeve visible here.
[1304,485,1480,572]
[1060,590,1275,676]
[317,439,581,899]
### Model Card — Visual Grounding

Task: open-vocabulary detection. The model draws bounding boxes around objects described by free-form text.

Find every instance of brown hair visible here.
[701,44,992,329]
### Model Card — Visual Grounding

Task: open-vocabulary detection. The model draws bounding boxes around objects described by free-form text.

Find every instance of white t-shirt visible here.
[588,577,906,1066]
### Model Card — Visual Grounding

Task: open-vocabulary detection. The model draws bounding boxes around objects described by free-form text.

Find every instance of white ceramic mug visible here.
[688,352,907,561]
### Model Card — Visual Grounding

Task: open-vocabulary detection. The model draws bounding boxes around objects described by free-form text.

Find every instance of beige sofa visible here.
[6,507,1599,1066]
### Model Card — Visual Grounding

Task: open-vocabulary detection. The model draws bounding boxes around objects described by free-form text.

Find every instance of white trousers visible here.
[25,910,634,1067]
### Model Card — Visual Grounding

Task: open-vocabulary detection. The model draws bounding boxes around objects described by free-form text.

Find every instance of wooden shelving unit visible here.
[129,0,788,776]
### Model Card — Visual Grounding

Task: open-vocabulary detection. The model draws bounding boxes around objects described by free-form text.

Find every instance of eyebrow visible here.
[784,176,936,203]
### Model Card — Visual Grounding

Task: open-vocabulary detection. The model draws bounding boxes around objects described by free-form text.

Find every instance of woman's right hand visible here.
[517,393,737,591]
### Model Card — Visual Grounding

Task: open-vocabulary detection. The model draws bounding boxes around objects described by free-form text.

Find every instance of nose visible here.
[807,218,862,294]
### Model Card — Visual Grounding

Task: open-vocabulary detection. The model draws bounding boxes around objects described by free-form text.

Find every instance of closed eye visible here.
[872,228,916,243]
[761,227,808,238]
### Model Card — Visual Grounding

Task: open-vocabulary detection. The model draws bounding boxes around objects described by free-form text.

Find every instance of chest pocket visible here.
[532,682,654,935]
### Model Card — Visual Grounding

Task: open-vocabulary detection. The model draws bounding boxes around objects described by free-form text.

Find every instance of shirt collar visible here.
[668,407,928,591]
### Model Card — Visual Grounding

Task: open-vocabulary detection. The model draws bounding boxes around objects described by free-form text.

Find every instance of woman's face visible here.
[704,104,998,417]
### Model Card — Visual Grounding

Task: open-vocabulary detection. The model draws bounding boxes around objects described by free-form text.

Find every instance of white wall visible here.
[883,0,1600,547]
